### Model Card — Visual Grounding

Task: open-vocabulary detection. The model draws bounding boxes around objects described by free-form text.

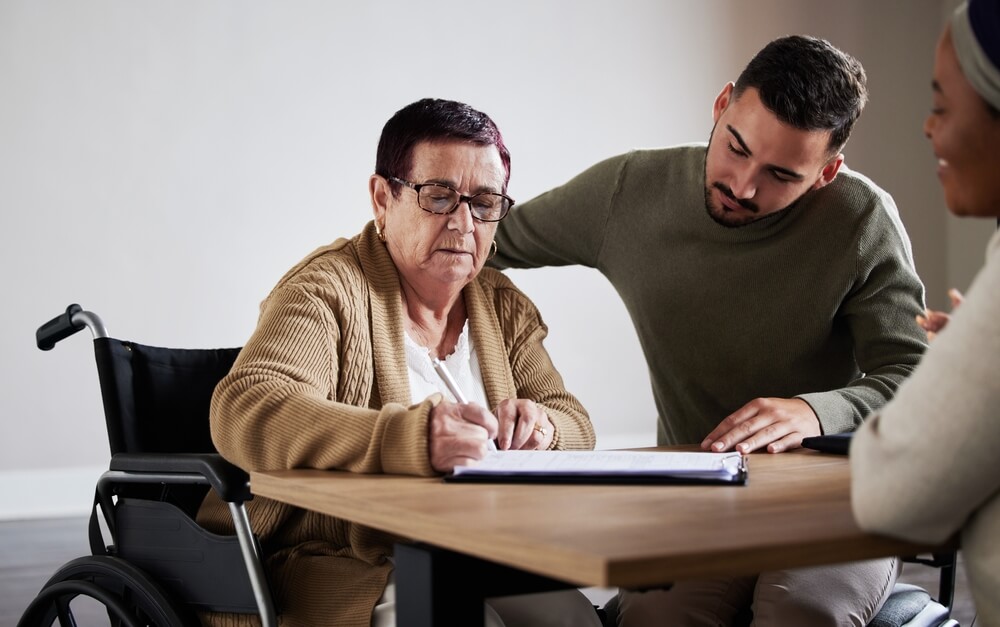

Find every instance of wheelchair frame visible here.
[19,304,278,627]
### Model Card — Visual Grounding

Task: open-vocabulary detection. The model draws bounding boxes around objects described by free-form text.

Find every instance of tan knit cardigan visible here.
[197,221,595,627]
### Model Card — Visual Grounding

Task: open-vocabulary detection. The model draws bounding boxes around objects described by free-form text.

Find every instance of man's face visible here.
[704,84,843,227]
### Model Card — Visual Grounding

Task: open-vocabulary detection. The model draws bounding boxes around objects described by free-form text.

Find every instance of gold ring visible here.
[534,425,547,437]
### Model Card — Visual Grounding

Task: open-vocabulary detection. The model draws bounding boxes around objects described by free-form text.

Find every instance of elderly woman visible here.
[851,1,1000,625]
[198,98,599,627]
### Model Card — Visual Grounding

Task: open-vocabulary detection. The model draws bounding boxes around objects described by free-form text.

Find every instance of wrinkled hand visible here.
[916,288,964,341]
[700,397,821,454]
[494,398,554,450]
[428,400,499,473]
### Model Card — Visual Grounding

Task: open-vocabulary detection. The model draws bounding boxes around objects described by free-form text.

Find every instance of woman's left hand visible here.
[494,399,554,450]
[916,288,964,341]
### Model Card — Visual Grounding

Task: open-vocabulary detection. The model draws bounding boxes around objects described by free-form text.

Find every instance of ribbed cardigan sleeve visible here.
[210,237,435,477]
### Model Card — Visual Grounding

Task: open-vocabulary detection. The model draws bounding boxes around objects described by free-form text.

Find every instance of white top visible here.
[404,320,489,407]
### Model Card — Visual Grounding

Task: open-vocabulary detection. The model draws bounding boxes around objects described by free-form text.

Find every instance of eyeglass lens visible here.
[418,184,510,221]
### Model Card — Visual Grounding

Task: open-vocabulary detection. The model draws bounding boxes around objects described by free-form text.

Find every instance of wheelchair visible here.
[18,304,278,627]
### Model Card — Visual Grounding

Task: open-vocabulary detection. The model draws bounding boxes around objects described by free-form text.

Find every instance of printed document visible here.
[448,450,747,484]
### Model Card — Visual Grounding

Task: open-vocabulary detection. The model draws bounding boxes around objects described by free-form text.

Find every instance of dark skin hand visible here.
[916,288,963,341]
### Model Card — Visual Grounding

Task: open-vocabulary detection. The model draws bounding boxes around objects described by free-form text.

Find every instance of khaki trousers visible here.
[616,558,899,627]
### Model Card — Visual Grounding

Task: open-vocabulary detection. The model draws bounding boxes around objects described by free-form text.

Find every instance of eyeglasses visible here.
[390,177,514,222]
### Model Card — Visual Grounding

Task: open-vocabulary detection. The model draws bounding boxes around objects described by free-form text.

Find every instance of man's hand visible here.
[700,397,821,454]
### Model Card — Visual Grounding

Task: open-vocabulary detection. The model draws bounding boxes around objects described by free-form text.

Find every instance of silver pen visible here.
[431,357,497,452]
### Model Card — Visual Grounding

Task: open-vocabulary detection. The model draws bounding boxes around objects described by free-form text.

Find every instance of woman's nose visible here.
[447,200,475,233]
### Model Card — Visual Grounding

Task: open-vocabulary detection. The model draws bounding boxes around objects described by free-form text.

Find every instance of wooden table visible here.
[250,449,947,626]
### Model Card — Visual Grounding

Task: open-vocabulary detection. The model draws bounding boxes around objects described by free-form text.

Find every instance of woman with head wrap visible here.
[851,1,1000,625]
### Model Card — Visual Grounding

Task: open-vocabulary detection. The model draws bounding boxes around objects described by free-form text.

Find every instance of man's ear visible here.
[370,174,389,225]
[712,82,736,124]
[812,154,844,190]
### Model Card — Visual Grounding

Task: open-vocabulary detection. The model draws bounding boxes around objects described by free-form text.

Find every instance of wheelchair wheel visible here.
[17,554,192,627]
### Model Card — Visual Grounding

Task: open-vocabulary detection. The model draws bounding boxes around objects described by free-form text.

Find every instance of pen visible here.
[431,357,497,452]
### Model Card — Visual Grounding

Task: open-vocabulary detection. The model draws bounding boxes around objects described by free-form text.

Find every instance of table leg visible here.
[394,542,573,627]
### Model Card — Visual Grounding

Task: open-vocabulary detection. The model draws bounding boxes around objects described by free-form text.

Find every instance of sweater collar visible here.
[355,221,410,406]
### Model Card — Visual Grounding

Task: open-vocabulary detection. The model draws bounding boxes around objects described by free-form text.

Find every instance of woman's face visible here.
[372,140,506,295]
[925,25,1000,218]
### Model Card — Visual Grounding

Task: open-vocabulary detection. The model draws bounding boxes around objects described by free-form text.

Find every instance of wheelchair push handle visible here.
[36,304,109,350]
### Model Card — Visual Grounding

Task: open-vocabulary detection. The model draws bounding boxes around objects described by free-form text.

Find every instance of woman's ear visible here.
[370,174,389,226]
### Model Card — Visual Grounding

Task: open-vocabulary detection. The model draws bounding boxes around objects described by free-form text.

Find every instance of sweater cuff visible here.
[380,398,437,476]
[796,392,862,435]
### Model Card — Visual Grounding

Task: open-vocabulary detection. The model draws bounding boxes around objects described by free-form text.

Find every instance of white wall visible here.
[1,0,993,519]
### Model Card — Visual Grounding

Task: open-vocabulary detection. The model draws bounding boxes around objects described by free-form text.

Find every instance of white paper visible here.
[450,450,745,480]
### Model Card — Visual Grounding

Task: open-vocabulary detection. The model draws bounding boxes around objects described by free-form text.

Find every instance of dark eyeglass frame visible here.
[389,176,514,222]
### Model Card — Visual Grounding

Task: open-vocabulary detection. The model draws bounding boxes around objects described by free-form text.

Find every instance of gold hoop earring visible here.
[488,240,497,260]
[375,223,386,243]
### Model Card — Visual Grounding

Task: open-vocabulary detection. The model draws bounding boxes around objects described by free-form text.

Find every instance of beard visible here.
[703,181,763,227]
[703,167,802,229]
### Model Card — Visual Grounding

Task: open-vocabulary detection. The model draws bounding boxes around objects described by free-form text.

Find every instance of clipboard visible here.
[444,450,749,485]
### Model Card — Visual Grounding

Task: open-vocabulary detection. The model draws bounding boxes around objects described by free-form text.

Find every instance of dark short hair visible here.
[375,98,511,194]
[733,35,868,154]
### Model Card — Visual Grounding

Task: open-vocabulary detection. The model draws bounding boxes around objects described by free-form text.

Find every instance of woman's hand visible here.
[494,398,554,450]
[428,400,498,473]
[916,288,964,341]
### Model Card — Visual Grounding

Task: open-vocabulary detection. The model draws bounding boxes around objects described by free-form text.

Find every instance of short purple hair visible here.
[375,98,511,194]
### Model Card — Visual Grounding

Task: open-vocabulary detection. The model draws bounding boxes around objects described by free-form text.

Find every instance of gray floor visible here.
[1,516,978,626]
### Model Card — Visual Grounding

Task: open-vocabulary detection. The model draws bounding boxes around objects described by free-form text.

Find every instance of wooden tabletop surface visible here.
[250,448,947,588]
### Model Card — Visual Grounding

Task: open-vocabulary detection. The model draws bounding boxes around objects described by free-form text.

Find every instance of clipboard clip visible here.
[721,453,749,477]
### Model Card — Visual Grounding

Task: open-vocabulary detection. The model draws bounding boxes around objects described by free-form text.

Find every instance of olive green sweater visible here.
[493,145,927,445]
[198,222,594,627]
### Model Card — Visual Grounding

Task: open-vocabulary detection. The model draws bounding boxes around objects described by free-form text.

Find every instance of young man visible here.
[493,36,928,626]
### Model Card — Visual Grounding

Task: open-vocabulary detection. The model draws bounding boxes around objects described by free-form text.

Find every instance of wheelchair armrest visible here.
[109,452,252,503]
